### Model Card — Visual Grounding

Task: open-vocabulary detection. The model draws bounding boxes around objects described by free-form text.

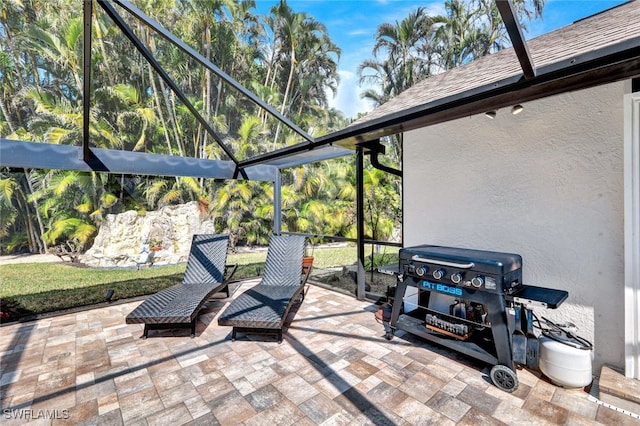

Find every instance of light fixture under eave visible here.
[511,104,524,115]
[485,110,497,119]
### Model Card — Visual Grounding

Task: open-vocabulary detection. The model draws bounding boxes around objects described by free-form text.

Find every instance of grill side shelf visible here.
[505,285,568,309]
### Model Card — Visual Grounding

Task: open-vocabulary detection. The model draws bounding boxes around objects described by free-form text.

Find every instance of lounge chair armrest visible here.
[225,264,239,282]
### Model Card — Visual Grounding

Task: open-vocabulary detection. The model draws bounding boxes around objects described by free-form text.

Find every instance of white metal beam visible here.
[624,90,640,379]
[0,139,277,181]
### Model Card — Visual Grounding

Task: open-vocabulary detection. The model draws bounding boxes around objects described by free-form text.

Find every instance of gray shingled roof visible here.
[350,1,640,127]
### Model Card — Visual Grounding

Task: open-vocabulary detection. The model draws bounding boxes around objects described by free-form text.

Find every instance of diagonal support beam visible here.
[496,0,536,79]
[111,0,315,145]
[99,0,244,171]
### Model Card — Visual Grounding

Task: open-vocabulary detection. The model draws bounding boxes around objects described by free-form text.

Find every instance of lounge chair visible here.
[126,234,235,338]
[217,235,310,343]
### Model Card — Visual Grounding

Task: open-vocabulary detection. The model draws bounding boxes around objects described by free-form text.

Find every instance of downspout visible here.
[369,152,402,177]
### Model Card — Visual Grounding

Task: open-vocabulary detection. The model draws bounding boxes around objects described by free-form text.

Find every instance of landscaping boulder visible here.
[82,202,215,267]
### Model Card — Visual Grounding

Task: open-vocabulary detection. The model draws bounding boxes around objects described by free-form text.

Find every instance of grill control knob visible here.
[451,272,462,284]
[415,266,427,277]
[471,275,484,287]
[432,268,445,280]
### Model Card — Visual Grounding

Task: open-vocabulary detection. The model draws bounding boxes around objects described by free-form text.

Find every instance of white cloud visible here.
[347,29,370,37]
[328,69,375,119]
[424,2,446,17]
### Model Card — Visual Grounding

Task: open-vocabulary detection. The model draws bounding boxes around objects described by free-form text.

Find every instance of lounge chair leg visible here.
[232,328,237,341]
[190,320,196,338]
[142,326,149,339]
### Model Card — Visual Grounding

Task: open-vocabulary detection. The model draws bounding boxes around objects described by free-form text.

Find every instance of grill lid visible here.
[400,245,522,275]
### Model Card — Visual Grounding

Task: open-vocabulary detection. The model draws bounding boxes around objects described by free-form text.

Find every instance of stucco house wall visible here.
[403,81,626,370]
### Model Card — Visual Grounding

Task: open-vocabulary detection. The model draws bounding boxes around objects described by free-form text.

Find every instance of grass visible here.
[0,244,398,322]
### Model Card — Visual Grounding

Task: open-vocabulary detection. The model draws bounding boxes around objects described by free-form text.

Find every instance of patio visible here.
[0,280,635,425]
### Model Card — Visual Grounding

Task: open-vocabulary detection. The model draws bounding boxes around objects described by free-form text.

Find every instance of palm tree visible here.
[358,59,405,108]
[0,172,46,253]
[435,0,546,69]
[227,114,269,160]
[25,17,84,96]
[279,158,357,238]
[358,7,442,108]
[267,0,340,147]
[28,170,124,248]
[16,85,119,147]
[362,166,400,241]
[0,0,22,135]
[212,179,272,248]
[435,0,486,68]
[142,175,203,209]
[373,7,441,87]
[94,83,158,152]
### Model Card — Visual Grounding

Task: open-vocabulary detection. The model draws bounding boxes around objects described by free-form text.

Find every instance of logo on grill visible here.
[421,281,463,297]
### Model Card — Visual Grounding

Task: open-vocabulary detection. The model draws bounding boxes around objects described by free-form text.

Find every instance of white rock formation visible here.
[82,201,215,267]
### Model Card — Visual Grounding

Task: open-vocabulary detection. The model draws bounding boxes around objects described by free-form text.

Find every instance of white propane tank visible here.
[539,330,593,389]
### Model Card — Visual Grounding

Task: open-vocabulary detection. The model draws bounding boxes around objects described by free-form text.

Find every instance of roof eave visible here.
[323,37,640,149]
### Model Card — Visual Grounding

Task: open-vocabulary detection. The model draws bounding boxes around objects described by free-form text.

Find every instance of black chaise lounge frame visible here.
[126,234,235,338]
[218,235,310,343]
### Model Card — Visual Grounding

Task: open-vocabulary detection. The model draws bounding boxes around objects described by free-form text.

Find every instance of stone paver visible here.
[0,282,631,424]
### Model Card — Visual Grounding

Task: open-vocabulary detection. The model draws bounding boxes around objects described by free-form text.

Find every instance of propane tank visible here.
[538,322,593,389]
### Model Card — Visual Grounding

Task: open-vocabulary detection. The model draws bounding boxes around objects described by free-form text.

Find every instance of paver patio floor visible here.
[1,280,637,425]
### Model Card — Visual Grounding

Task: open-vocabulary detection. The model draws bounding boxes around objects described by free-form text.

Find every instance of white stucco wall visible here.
[404,81,626,370]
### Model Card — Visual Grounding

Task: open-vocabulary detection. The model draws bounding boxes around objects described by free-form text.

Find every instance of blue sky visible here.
[254,0,627,118]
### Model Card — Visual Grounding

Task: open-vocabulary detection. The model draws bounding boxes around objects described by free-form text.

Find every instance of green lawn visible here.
[0,245,397,321]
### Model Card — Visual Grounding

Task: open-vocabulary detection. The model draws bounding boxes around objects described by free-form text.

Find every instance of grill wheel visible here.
[490,364,519,393]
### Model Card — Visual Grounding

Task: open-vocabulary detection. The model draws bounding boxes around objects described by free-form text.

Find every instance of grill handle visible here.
[410,255,475,269]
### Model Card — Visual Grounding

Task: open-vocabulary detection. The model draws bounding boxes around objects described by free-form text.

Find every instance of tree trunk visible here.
[92,7,115,88]
[22,170,47,253]
[15,175,44,253]
[273,48,296,148]
[148,69,173,154]
[147,29,185,157]
[1,99,15,134]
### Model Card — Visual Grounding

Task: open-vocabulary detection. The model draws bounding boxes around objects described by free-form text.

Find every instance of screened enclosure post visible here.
[356,147,365,300]
[82,0,92,161]
[274,169,282,235]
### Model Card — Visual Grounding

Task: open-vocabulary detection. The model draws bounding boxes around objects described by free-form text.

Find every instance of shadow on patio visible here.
[0,280,635,425]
